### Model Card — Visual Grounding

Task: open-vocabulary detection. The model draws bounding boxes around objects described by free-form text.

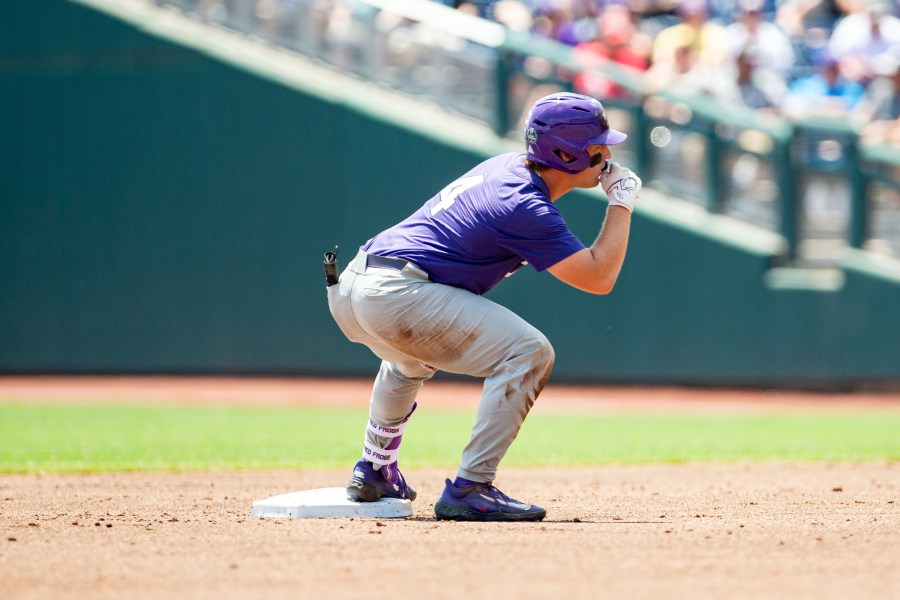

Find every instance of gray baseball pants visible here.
[327,249,555,483]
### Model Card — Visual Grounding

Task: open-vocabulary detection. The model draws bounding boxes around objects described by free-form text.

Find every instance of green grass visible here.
[0,403,898,473]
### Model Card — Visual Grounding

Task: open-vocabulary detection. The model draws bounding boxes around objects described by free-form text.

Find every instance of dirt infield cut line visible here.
[0,376,898,413]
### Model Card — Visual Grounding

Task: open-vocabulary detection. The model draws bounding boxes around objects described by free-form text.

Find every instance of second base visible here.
[251,487,413,519]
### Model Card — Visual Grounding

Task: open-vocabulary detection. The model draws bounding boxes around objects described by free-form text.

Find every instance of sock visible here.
[362,403,417,476]
[453,476,481,488]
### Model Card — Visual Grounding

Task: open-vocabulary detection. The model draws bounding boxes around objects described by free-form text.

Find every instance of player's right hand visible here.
[600,162,641,213]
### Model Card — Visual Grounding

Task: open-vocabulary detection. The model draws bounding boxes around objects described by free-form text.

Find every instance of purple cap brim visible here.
[600,128,627,145]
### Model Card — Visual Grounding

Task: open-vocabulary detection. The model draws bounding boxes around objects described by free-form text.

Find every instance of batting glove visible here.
[600,162,641,213]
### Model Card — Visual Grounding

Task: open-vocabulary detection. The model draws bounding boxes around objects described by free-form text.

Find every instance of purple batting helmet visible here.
[524,92,627,174]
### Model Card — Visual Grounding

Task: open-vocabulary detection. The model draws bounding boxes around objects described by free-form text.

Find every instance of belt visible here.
[366,254,409,271]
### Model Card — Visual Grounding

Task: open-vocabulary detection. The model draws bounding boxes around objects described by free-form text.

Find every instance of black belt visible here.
[366,254,409,271]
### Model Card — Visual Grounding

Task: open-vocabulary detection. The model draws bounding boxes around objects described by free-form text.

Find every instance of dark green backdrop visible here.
[2,0,899,387]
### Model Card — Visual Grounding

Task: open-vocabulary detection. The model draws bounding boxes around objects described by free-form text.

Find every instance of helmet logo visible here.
[526,127,537,144]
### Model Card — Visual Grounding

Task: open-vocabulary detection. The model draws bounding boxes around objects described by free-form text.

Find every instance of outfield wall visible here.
[2,0,899,388]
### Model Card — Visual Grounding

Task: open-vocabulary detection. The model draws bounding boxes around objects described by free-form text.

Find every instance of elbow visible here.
[584,277,617,295]
[588,264,625,294]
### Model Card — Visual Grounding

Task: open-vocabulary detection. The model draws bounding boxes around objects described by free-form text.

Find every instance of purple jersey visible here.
[363,153,586,295]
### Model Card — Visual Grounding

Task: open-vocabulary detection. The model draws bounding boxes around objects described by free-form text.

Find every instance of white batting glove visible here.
[600,162,641,213]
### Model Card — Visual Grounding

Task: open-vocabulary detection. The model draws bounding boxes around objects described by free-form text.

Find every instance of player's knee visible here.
[523,330,555,373]
[390,361,437,381]
[539,335,555,370]
[520,332,554,405]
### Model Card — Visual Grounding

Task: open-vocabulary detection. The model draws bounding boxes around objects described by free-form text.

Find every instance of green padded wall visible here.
[2,0,898,387]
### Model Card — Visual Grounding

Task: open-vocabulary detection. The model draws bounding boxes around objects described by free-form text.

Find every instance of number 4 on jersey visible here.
[430,175,484,216]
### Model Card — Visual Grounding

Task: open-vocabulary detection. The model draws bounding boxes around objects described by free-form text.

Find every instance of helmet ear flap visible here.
[552,149,577,166]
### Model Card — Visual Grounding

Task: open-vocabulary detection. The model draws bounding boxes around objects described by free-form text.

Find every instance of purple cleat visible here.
[346,459,417,502]
[434,478,546,522]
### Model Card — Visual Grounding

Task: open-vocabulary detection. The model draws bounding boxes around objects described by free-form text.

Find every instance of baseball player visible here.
[326,92,641,522]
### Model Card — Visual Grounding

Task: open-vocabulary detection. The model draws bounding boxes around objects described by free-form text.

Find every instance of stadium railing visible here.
[153,0,900,268]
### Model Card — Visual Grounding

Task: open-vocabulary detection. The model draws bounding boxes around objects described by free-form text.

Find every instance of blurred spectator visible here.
[641,0,727,96]
[775,0,850,37]
[781,49,866,117]
[198,0,227,22]
[323,0,369,69]
[626,0,681,18]
[644,44,715,95]
[724,0,796,80]
[447,0,498,19]
[531,0,603,45]
[705,0,780,22]
[492,0,535,31]
[572,4,652,98]
[710,45,785,110]
[650,0,728,71]
[775,0,848,79]
[856,53,900,143]
[827,0,900,85]
[256,0,278,35]
[455,2,481,16]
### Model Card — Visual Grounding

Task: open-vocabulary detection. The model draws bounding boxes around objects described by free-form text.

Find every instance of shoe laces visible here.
[380,462,411,498]
[479,483,515,510]
[490,485,512,503]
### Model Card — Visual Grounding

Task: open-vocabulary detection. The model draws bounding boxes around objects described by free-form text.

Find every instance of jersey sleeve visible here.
[497,198,586,272]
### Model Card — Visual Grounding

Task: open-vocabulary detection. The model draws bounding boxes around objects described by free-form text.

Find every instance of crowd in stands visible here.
[441,0,900,145]
[176,0,898,258]
[185,0,900,145]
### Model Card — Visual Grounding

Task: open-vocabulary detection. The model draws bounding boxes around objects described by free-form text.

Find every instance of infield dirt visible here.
[1,377,898,599]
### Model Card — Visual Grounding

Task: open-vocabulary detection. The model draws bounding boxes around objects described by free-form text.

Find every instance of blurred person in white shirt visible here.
[725,0,796,80]
[828,0,900,85]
